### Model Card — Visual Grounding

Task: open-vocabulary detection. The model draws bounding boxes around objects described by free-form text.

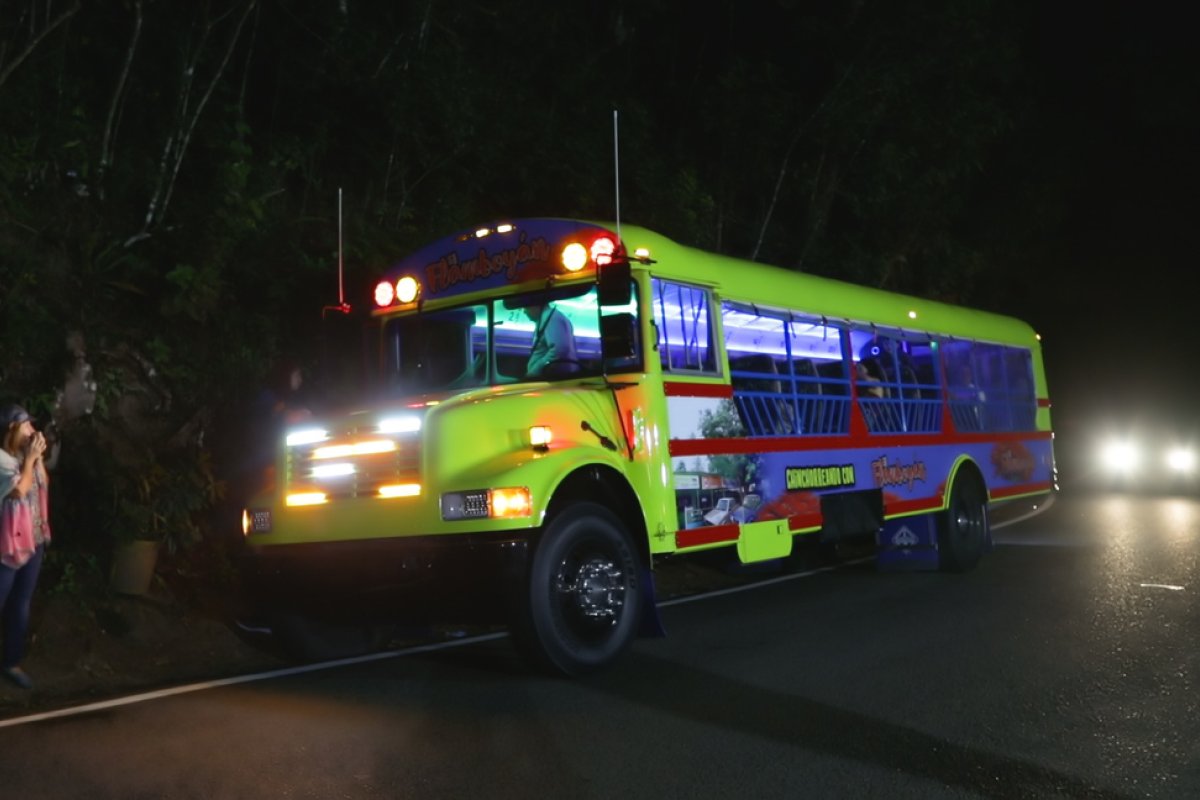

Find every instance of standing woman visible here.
[0,404,51,690]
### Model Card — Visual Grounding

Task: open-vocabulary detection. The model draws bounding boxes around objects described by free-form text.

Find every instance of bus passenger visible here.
[524,302,579,377]
[856,361,886,398]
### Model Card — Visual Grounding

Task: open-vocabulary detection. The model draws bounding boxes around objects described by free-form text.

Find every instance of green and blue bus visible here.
[241,218,1056,674]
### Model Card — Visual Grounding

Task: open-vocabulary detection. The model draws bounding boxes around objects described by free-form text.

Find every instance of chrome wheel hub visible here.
[557,557,625,622]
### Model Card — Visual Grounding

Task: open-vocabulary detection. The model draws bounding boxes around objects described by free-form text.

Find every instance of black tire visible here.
[516,502,642,676]
[938,470,988,572]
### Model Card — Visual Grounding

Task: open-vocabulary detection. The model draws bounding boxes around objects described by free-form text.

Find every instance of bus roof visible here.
[611,222,1040,348]
[378,217,1039,348]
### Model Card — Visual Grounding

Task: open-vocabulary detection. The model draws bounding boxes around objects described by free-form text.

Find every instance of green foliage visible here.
[42,550,104,599]
[110,447,224,555]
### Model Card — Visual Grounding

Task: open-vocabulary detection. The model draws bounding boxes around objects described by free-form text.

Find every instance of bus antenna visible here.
[613,109,621,239]
[323,187,351,316]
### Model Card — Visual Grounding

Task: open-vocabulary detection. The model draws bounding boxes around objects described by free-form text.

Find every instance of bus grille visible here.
[286,432,422,500]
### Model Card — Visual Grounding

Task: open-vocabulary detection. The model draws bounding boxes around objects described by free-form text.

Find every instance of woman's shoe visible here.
[2,666,33,689]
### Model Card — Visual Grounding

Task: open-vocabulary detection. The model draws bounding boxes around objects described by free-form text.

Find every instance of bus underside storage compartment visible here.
[818,489,884,542]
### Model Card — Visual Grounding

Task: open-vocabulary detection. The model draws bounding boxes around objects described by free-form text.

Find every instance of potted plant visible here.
[109,447,220,595]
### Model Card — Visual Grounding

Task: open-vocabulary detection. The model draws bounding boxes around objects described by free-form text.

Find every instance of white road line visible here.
[3,493,1055,728]
[0,632,508,729]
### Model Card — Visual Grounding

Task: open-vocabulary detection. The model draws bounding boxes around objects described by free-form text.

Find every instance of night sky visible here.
[1011,5,1198,436]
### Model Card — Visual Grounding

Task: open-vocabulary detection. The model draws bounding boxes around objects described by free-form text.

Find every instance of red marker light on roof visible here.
[374,280,395,307]
[591,236,616,266]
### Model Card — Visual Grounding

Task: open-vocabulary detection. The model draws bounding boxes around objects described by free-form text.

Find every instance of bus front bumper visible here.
[238,531,532,627]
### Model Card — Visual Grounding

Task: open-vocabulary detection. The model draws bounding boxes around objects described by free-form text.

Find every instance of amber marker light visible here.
[379,483,421,498]
[561,242,588,272]
[491,487,532,518]
[529,425,552,450]
[396,276,420,304]
[286,492,328,507]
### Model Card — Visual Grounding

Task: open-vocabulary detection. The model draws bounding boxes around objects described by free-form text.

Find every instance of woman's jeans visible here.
[0,544,44,669]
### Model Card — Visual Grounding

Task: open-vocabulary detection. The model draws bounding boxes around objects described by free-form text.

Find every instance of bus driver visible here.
[524,301,579,377]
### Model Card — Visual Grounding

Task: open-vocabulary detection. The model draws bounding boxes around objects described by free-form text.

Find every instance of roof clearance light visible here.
[908,310,918,319]
[374,280,395,307]
[475,227,490,238]
[396,276,420,304]
[562,242,588,272]
[496,223,514,233]
[590,236,616,266]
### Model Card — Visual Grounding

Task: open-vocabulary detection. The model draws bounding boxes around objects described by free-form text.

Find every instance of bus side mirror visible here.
[601,313,638,361]
[597,260,632,306]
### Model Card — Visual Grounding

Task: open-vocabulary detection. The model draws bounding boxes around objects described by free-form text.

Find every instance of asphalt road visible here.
[0,490,1196,799]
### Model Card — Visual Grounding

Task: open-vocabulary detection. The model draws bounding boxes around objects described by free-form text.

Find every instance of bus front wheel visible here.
[516,502,642,676]
[938,472,988,572]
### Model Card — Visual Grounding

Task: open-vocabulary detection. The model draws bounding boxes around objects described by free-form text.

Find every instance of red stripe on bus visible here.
[788,512,823,532]
[663,381,733,398]
[675,524,740,548]
[668,429,1053,457]
[885,498,944,516]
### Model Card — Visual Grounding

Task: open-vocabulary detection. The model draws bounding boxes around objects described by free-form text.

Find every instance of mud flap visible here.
[876,515,941,572]
[638,566,667,638]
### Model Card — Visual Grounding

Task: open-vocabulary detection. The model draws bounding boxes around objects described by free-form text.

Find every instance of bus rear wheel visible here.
[938,471,988,572]
[516,502,642,676]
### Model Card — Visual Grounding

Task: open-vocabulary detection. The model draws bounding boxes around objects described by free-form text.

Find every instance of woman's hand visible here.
[28,431,47,461]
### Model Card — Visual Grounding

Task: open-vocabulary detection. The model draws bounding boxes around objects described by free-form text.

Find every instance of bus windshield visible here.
[379,281,640,395]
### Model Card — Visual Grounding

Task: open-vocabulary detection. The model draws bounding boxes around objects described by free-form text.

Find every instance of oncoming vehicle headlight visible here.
[441,488,531,520]
[1100,440,1140,473]
[1166,447,1196,473]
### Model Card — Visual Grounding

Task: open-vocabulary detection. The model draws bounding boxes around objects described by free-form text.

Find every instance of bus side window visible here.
[652,278,717,374]
[729,353,792,436]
